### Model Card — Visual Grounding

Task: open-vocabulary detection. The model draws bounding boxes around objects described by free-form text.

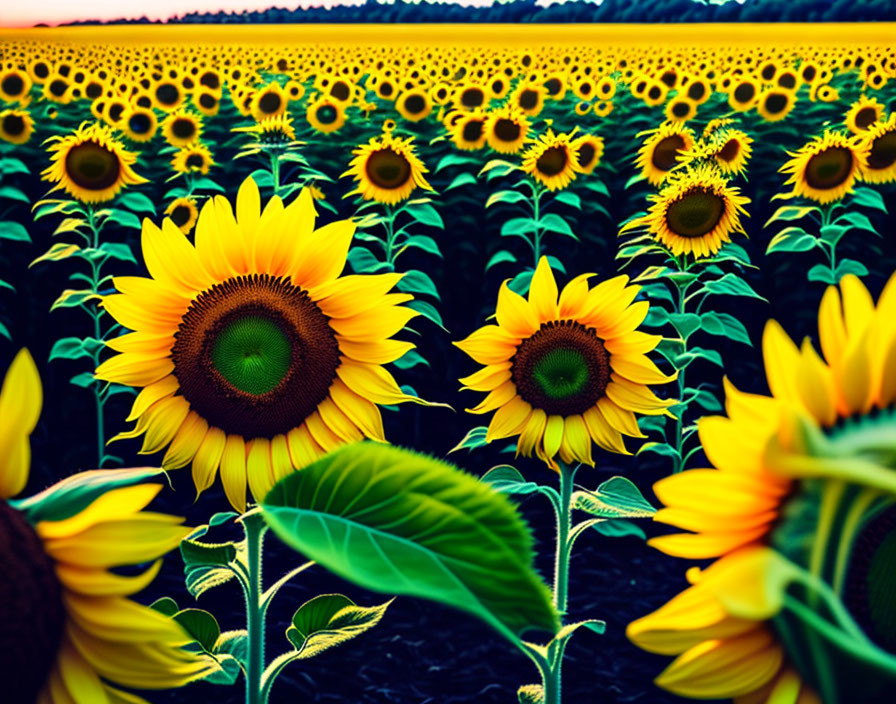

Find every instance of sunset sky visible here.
[0,0,508,28]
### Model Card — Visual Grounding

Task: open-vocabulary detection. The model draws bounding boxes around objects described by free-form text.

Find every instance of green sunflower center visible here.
[665,188,725,238]
[805,147,853,190]
[212,315,292,396]
[0,501,65,702]
[64,140,121,191]
[316,104,337,125]
[366,148,412,189]
[512,320,610,416]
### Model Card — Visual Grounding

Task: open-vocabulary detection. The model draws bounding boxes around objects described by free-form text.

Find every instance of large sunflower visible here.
[41,122,146,204]
[635,122,696,186]
[96,176,426,511]
[628,271,896,703]
[521,129,582,191]
[455,257,676,468]
[621,164,750,259]
[780,131,869,204]
[859,113,896,184]
[343,130,432,205]
[0,350,217,703]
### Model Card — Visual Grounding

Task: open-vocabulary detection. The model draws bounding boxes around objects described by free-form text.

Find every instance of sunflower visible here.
[161,110,202,148]
[454,82,488,110]
[395,90,432,122]
[628,271,896,703]
[757,89,796,122]
[0,68,31,103]
[233,113,298,147]
[455,257,676,468]
[571,134,604,174]
[121,106,158,143]
[703,128,753,176]
[521,129,582,192]
[859,113,896,184]
[343,130,432,205]
[305,95,346,134]
[171,142,214,175]
[193,89,220,117]
[780,131,869,204]
[635,122,696,186]
[151,79,184,111]
[484,104,529,154]
[42,74,71,104]
[512,83,546,117]
[95,176,427,511]
[622,164,750,259]
[0,350,217,703]
[41,122,146,204]
[845,95,886,135]
[165,197,199,234]
[0,108,34,145]
[449,109,488,151]
[251,81,287,122]
[727,79,759,111]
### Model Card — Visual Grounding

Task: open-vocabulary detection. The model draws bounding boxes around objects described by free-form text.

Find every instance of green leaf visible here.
[445,172,477,190]
[593,519,647,540]
[668,312,701,340]
[0,185,29,203]
[180,535,237,568]
[518,684,544,704]
[406,299,446,330]
[392,348,430,370]
[285,594,390,659]
[486,250,516,271]
[486,190,527,208]
[192,177,225,193]
[174,609,221,652]
[215,630,248,664]
[100,242,137,264]
[10,467,165,523]
[186,565,237,599]
[479,159,519,180]
[104,208,143,231]
[0,320,9,341]
[766,226,818,254]
[150,597,179,617]
[819,224,850,247]
[552,191,582,209]
[851,186,887,214]
[50,289,101,311]
[699,273,767,302]
[347,246,391,275]
[554,618,607,642]
[833,210,878,235]
[676,346,724,368]
[480,465,543,496]
[396,269,440,300]
[435,153,479,172]
[116,191,156,215]
[0,157,29,175]
[405,203,444,229]
[763,205,818,227]
[501,217,537,238]
[636,441,681,460]
[538,213,576,239]
[808,264,838,285]
[402,235,442,257]
[450,425,489,453]
[700,312,752,346]
[69,372,97,388]
[573,476,655,519]
[0,221,30,242]
[261,443,559,644]
[30,243,82,267]
[49,337,103,362]
[584,179,611,198]
[834,258,869,281]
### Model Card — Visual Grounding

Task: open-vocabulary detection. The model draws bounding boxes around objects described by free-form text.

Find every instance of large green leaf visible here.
[261,443,558,644]
[285,594,390,659]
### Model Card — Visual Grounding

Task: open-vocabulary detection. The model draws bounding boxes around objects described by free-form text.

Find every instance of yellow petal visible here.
[329,378,385,441]
[162,411,208,470]
[314,273,404,318]
[485,395,532,442]
[336,336,415,365]
[191,426,226,498]
[55,560,163,597]
[220,434,247,512]
[557,273,593,319]
[762,320,800,403]
[563,414,593,465]
[293,219,355,291]
[286,424,324,469]
[194,197,237,282]
[529,257,559,322]
[496,281,539,337]
[543,414,564,458]
[95,353,174,388]
[0,348,41,499]
[454,325,519,365]
[140,218,212,297]
[37,483,162,540]
[246,437,275,504]
[138,395,190,455]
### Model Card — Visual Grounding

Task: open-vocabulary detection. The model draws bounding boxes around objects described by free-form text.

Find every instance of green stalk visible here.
[531,180,544,268]
[383,204,397,266]
[86,206,106,467]
[242,512,268,704]
[270,152,281,199]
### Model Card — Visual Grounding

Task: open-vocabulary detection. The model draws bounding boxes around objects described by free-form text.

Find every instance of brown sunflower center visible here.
[64,140,121,191]
[687,82,706,101]
[717,138,740,163]
[48,79,67,97]
[733,82,755,104]
[512,320,610,416]
[460,87,485,108]
[258,91,282,114]
[170,204,192,227]
[577,142,596,169]
[651,134,685,171]
[854,107,878,130]
[365,148,412,190]
[185,153,206,170]
[665,188,725,238]
[2,74,24,96]
[403,94,426,114]
[544,78,562,96]
[128,112,152,134]
[0,501,65,703]
[155,83,179,106]
[805,147,853,190]
[2,113,25,136]
[331,81,350,101]
[171,274,340,438]
[764,92,788,114]
[493,118,521,143]
[536,146,568,177]
[670,101,691,119]
[171,117,196,140]
[518,89,538,110]
[868,130,896,170]
[199,93,217,109]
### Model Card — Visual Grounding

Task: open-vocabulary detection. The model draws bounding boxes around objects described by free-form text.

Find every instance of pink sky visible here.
[1,0,504,28]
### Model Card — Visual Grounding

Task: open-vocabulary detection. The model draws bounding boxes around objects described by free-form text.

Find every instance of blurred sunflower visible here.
[449,109,488,151]
[171,142,214,175]
[845,95,885,134]
[343,130,432,205]
[0,350,217,703]
[456,257,676,468]
[251,81,287,122]
[780,131,869,204]
[622,164,750,259]
[571,134,604,174]
[521,129,582,191]
[0,68,31,104]
[233,114,298,150]
[121,106,158,143]
[165,197,198,234]
[395,90,432,122]
[757,89,796,122]
[859,114,896,184]
[305,95,346,134]
[0,107,33,145]
[636,122,695,186]
[161,110,202,148]
[628,272,896,703]
[96,176,426,511]
[484,104,529,154]
[41,122,146,204]
[706,128,753,176]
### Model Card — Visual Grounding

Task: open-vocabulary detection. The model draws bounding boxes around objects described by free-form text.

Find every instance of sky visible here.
[0,0,509,28]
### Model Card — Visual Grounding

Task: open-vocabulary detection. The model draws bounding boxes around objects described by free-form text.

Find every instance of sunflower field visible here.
[1,19,896,704]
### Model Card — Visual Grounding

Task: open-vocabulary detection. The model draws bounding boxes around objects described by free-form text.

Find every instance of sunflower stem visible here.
[671,260,689,473]
[384,204,397,266]
[86,205,107,467]
[531,180,543,268]
[270,152,281,199]
[242,511,269,704]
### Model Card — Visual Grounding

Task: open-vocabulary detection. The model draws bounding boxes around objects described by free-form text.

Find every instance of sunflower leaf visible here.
[573,476,655,519]
[261,442,559,646]
[285,594,391,658]
[0,220,30,242]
